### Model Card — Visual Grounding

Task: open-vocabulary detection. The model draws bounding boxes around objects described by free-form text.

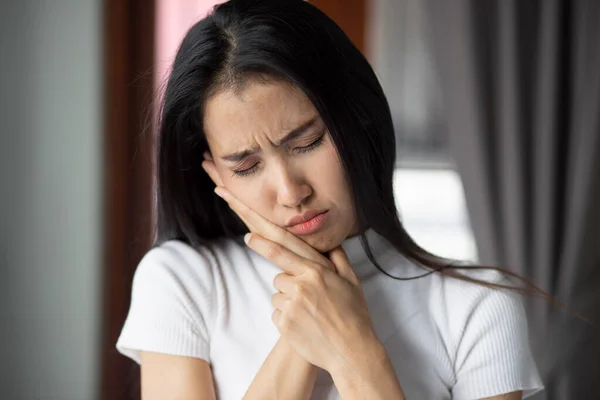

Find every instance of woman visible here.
[116,0,545,398]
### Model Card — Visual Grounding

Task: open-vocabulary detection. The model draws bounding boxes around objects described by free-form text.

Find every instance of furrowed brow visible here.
[220,116,319,162]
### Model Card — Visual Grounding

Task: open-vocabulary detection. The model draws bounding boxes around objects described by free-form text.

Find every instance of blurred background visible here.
[0,0,598,399]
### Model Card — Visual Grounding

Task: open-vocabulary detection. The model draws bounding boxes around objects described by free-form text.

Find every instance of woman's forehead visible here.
[203,80,319,151]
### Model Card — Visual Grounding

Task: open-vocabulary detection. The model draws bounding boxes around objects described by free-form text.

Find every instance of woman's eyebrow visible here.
[220,116,319,162]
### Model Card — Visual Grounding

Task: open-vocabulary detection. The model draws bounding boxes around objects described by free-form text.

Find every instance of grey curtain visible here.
[424,0,600,399]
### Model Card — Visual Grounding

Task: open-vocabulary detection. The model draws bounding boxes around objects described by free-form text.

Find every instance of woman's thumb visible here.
[328,246,359,285]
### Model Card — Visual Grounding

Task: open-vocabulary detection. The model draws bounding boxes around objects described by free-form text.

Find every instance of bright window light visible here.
[393,168,478,262]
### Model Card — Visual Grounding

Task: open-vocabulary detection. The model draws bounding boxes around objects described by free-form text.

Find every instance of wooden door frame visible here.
[101,0,155,399]
[311,0,368,54]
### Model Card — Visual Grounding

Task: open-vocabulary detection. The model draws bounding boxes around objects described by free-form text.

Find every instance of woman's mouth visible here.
[286,210,329,235]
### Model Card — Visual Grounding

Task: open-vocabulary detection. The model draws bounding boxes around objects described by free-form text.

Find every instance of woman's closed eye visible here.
[231,134,326,177]
[293,134,325,155]
[232,163,260,177]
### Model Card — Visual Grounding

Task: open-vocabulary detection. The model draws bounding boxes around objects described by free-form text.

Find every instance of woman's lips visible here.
[287,210,329,235]
[286,209,326,227]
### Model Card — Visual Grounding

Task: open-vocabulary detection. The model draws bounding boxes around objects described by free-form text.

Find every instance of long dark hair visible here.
[155,0,567,307]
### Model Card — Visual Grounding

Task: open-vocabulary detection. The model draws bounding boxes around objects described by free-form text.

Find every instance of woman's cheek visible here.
[231,180,269,210]
[219,175,246,200]
[314,146,344,185]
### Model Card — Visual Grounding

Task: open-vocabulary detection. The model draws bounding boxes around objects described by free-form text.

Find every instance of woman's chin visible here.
[302,232,343,255]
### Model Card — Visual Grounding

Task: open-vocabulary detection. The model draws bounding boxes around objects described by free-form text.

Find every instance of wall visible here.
[0,1,103,399]
[156,0,224,93]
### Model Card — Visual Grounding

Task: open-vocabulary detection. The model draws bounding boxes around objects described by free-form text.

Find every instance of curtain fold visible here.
[424,1,600,398]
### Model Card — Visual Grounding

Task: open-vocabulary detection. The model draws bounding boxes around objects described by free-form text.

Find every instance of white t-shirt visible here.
[116,229,544,399]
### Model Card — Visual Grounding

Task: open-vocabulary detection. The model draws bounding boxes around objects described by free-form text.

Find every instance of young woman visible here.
[116,0,545,398]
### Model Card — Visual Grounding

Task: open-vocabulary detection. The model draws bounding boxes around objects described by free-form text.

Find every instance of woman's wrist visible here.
[329,333,387,377]
[243,337,317,399]
[329,336,406,400]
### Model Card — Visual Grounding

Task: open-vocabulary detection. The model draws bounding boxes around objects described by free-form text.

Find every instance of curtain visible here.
[424,0,600,398]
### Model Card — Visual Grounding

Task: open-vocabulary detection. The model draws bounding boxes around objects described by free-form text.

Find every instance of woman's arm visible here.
[333,355,522,400]
[243,338,317,399]
[330,344,523,400]
[140,351,217,400]
[330,340,406,400]
[141,343,317,400]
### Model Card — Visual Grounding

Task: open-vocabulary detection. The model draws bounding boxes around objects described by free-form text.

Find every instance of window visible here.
[369,0,478,261]
[394,169,478,262]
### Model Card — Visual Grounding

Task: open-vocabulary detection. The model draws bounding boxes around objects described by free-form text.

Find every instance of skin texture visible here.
[202,79,357,252]
[139,353,216,400]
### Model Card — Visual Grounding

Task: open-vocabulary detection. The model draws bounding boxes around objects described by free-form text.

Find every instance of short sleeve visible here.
[432,270,545,400]
[116,241,219,365]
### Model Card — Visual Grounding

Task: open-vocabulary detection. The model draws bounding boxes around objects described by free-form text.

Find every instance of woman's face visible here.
[203,79,357,252]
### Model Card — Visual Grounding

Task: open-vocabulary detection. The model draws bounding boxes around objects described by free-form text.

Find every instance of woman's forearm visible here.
[243,337,317,399]
[330,340,405,400]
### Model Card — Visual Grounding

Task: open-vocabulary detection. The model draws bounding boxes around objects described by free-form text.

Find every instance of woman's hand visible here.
[245,232,385,374]
[202,155,385,374]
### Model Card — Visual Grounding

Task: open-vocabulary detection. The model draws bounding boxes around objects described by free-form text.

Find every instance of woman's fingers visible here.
[215,187,334,271]
[272,272,297,294]
[201,158,259,231]
[271,309,282,325]
[245,233,322,277]
[271,291,291,311]
[328,246,359,286]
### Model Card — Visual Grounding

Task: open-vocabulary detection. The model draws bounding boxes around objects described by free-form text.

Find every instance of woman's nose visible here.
[274,165,312,208]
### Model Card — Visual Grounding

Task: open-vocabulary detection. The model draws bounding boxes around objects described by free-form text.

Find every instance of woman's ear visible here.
[202,151,225,187]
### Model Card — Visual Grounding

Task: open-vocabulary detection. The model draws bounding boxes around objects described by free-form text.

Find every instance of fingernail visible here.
[244,233,251,244]
[214,187,224,198]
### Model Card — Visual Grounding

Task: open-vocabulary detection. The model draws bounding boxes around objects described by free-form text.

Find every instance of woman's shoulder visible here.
[427,263,529,346]
[426,265,543,398]
[138,236,246,271]
[431,263,511,292]
[116,237,246,364]
[132,236,247,294]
